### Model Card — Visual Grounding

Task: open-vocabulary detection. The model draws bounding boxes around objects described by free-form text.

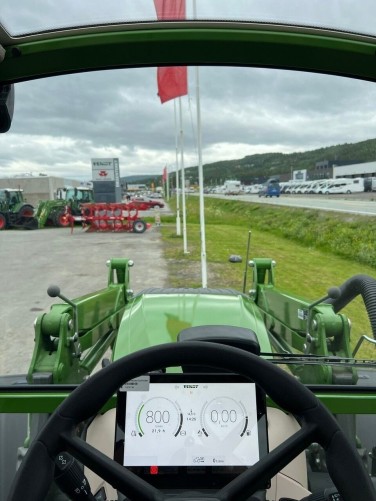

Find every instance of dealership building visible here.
[333,160,376,179]
[292,160,376,182]
[0,175,85,207]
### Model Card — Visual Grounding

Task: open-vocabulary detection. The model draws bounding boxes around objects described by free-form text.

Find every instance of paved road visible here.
[210,193,376,216]
[0,225,169,376]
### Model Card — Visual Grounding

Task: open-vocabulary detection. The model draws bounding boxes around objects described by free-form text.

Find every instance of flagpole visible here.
[179,96,189,254]
[193,0,207,288]
[174,100,181,236]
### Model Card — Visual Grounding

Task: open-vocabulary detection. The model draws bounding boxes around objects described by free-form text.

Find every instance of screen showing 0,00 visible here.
[119,377,262,468]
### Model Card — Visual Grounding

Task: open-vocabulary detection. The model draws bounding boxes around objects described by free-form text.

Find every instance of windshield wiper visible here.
[261,352,376,368]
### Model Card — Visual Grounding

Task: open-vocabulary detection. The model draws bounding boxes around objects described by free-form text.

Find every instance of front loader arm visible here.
[250,258,356,384]
[28,258,134,384]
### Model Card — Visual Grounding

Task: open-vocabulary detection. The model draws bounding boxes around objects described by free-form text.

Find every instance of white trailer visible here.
[223,180,242,195]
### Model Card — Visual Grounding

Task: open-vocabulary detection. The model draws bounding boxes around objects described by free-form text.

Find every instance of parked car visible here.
[130,197,165,209]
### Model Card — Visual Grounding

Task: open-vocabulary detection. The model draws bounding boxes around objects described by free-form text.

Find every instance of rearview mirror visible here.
[0,84,14,132]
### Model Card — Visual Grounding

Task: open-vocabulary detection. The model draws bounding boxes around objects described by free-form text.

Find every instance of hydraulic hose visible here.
[324,274,376,339]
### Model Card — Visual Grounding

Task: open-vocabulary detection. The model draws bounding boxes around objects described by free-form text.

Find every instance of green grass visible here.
[159,196,376,359]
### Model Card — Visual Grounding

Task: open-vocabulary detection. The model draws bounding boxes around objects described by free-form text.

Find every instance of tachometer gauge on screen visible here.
[135,397,183,437]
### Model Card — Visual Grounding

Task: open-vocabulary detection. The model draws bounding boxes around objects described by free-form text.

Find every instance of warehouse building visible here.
[333,160,376,179]
[0,175,85,207]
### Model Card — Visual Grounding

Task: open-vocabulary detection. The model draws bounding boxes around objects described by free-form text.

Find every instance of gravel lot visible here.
[0,225,168,375]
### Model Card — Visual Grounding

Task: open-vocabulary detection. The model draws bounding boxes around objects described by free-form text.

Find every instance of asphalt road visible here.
[211,192,376,216]
[0,225,169,376]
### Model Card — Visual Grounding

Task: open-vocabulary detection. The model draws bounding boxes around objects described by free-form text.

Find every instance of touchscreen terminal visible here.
[115,373,268,489]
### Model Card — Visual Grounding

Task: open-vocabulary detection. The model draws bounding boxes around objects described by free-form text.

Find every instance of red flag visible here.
[154,0,187,103]
[154,0,185,20]
[157,67,188,103]
[162,166,167,182]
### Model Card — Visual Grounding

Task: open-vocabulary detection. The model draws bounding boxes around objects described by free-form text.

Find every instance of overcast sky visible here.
[2,1,376,182]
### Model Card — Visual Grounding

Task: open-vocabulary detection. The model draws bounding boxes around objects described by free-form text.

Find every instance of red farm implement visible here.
[80,203,150,233]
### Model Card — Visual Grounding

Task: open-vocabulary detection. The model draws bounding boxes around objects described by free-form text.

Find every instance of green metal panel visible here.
[112,290,272,359]
[0,390,116,414]
[2,25,376,84]
[1,389,375,414]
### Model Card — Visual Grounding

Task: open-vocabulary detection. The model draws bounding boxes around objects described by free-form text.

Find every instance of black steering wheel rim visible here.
[8,341,376,500]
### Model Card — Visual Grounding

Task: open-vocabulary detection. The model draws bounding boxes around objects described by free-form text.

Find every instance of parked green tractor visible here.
[0,188,38,230]
[35,186,94,228]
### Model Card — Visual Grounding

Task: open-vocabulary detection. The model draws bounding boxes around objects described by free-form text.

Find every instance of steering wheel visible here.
[8,342,376,501]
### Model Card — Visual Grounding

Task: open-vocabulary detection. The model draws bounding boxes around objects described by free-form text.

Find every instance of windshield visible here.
[4,83,376,387]
[3,3,376,501]
[1,3,376,383]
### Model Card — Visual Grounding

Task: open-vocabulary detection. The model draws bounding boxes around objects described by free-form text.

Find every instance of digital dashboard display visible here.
[115,374,268,489]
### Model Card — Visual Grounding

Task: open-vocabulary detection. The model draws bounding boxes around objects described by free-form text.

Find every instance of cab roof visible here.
[1,2,376,84]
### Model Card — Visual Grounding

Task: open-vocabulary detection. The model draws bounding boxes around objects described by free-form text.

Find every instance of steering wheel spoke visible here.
[62,433,162,500]
[218,423,318,500]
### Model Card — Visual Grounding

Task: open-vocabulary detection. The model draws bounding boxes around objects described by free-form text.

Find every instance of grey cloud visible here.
[3,51,376,178]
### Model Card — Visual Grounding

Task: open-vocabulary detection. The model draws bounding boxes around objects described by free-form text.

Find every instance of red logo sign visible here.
[99,170,108,177]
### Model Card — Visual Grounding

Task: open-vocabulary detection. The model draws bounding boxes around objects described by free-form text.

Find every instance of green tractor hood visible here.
[112,288,272,360]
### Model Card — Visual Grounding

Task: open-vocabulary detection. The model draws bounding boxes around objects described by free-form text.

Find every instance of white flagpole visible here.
[179,96,189,254]
[174,100,181,235]
[193,0,207,287]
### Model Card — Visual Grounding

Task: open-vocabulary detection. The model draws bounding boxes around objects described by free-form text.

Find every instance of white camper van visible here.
[224,180,242,195]
[325,177,365,194]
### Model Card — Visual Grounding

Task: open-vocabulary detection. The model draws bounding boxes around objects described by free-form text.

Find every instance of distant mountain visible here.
[120,174,155,184]
[124,137,376,187]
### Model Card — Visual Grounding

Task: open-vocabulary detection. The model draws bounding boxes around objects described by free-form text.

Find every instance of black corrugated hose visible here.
[324,274,376,339]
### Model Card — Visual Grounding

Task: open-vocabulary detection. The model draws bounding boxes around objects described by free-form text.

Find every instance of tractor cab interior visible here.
[2,2,376,501]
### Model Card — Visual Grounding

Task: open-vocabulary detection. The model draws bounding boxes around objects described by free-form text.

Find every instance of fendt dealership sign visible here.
[91,158,120,186]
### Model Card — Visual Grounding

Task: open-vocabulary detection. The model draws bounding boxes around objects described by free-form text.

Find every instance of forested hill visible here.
[183,137,376,185]
[123,137,376,186]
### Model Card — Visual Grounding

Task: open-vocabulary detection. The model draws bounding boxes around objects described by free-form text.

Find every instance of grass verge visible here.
[159,196,376,359]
